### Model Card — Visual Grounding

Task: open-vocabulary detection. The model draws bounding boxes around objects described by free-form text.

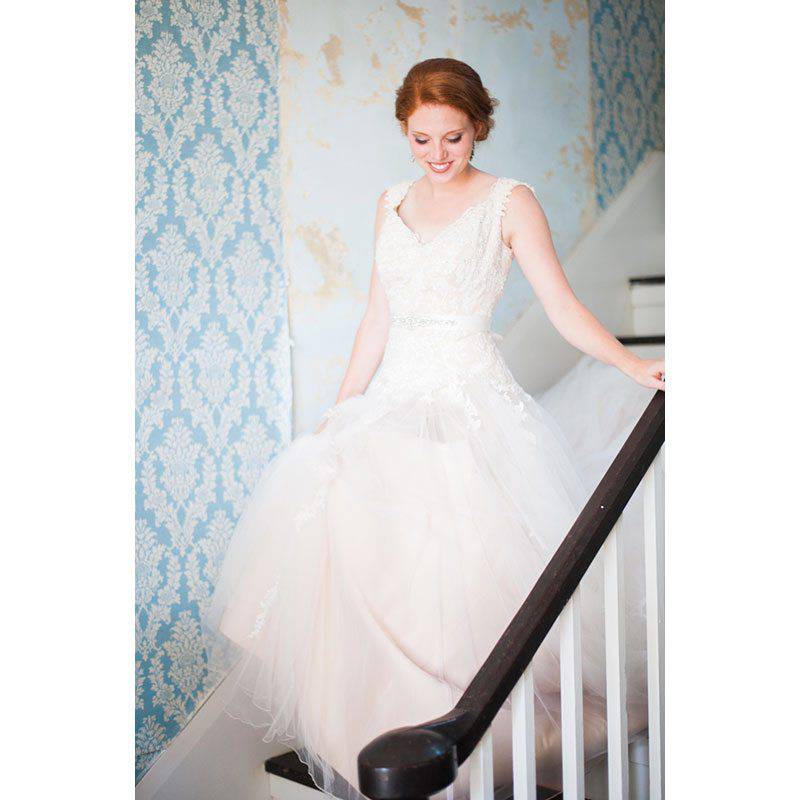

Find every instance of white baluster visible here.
[604,521,629,799]
[644,448,665,800]
[560,590,585,800]
[511,663,536,800]
[469,728,493,800]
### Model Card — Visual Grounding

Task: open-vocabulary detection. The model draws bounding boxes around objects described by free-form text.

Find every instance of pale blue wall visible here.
[590,0,665,207]
[135,0,290,779]
[281,0,596,434]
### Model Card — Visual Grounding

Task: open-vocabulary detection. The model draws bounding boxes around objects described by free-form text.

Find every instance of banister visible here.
[358,390,665,800]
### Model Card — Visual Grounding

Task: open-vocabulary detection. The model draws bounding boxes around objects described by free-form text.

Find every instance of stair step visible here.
[498,785,576,799]
[618,334,665,346]
[631,306,664,336]
[628,274,664,286]
[629,283,664,309]
[627,275,664,337]
[265,751,317,790]
[265,751,574,799]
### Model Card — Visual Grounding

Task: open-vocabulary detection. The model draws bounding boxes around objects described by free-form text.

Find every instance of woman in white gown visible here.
[203,58,665,800]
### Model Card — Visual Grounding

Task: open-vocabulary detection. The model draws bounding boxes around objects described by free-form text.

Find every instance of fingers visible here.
[634,361,666,390]
[648,359,665,385]
[640,372,665,390]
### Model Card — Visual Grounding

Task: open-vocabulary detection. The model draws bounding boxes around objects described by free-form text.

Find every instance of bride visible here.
[203,58,665,800]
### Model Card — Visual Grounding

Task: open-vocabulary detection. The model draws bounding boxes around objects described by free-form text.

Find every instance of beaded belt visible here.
[390,312,491,333]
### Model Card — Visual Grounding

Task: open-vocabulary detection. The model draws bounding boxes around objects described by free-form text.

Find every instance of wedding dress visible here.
[203,176,649,800]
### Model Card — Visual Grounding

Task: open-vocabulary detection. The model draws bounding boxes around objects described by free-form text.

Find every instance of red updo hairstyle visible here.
[394,58,499,142]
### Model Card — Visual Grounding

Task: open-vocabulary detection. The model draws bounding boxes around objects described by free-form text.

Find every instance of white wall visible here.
[136,666,285,800]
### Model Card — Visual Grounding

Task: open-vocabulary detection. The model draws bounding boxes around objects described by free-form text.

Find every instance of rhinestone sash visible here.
[389,312,491,334]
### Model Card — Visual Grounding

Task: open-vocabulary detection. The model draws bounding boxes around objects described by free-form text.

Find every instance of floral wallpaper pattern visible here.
[135,0,289,780]
[589,0,665,208]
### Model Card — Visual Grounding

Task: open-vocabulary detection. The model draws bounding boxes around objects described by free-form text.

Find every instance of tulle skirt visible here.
[202,355,654,800]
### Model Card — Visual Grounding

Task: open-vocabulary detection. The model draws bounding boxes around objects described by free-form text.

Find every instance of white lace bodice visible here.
[376,176,529,318]
[356,176,540,429]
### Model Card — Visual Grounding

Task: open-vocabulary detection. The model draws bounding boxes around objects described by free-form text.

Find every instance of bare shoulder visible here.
[506,181,539,210]
[503,181,546,226]
[501,181,547,250]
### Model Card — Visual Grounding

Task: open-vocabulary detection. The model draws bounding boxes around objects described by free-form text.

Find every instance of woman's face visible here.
[406,103,477,182]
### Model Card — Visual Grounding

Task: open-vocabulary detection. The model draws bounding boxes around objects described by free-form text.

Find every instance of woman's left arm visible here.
[503,184,665,390]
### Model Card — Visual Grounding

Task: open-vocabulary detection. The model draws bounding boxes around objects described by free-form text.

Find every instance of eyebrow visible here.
[411,129,465,136]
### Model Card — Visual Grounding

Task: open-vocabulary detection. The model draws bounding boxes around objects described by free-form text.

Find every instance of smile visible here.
[428,161,452,173]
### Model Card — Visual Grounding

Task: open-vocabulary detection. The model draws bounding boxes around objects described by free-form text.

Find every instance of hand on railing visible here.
[626,356,665,390]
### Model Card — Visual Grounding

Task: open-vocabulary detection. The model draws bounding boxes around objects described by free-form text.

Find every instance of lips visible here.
[428,161,452,173]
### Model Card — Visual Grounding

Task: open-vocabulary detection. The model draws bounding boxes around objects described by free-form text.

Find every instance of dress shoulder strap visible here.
[494,177,538,220]
[382,179,414,213]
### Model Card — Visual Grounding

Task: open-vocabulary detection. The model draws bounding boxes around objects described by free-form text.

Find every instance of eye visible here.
[413,135,463,145]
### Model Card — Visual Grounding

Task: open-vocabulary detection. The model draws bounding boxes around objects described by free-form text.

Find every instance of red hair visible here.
[394,58,498,141]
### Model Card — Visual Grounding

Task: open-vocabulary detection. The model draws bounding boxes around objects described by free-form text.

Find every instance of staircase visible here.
[355,393,665,800]
[265,740,653,800]
[263,391,665,800]
[619,274,664,351]
[265,752,570,800]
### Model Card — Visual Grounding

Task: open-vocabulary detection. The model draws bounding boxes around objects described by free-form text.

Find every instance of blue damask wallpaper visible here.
[135,0,289,779]
[589,0,665,208]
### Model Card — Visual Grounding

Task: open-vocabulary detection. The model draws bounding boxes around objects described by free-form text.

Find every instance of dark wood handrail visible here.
[358,390,665,800]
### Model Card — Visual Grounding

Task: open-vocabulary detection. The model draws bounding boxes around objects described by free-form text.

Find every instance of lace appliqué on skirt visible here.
[247,582,279,639]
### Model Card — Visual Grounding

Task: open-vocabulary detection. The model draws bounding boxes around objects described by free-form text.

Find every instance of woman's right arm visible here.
[315,192,391,432]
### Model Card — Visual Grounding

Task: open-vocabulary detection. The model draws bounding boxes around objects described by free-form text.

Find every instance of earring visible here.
[470,143,475,160]
[410,154,415,163]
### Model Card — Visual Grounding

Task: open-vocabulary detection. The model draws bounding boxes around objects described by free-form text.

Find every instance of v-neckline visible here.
[391,177,502,247]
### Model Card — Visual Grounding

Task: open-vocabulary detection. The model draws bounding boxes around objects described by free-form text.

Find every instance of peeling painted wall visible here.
[279,0,595,433]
